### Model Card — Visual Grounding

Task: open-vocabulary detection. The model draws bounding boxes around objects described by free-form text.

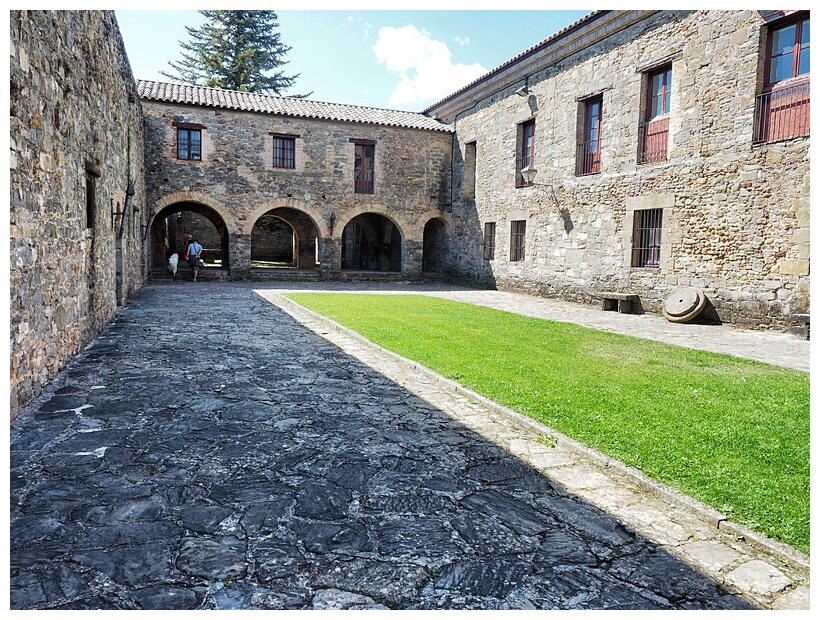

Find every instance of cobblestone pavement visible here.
[10,281,810,610]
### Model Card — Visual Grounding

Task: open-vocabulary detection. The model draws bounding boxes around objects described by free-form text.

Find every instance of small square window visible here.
[177,128,202,160]
[272,136,296,169]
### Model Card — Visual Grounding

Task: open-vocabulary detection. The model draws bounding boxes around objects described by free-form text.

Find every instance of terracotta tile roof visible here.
[137,80,453,133]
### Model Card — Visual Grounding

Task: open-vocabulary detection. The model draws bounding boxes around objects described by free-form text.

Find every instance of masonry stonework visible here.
[141,97,453,279]
[8,9,810,419]
[10,10,147,419]
[431,10,809,329]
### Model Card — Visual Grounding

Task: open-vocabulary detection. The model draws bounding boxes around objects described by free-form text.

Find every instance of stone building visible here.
[10,10,147,419]
[138,81,454,280]
[8,9,810,418]
[424,9,810,327]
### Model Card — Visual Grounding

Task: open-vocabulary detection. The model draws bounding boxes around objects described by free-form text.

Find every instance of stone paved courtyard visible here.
[9,282,809,610]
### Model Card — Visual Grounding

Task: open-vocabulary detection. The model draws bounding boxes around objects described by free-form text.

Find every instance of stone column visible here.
[297,235,317,270]
[404,238,422,277]
[320,237,341,276]
[230,233,252,279]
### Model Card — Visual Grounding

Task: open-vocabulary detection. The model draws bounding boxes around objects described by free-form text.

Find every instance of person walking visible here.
[186,237,204,282]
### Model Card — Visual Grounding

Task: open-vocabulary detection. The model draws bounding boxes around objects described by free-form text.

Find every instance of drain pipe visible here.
[118,180,135,239]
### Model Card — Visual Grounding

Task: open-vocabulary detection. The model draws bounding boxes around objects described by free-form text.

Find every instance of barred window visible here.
[639,65,671,164]
[510,220,526,262]
[632,208,663,268]
[483,221,496,260]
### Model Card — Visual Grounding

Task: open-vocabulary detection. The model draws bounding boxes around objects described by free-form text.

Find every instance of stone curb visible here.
[272,294,811,577]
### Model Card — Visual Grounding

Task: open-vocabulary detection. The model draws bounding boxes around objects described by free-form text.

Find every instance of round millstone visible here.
[663,287,706,323]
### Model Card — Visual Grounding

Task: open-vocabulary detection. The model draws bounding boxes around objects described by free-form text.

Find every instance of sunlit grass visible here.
[286,293,810,554]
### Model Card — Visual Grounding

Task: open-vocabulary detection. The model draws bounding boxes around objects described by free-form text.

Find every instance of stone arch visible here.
[150,191,238,236]
[334,204,413,240]
[250,206,321,271]
[339,210,405,272]
[149,192,234,272]
[245,197,330,238]
[405,208,453,240]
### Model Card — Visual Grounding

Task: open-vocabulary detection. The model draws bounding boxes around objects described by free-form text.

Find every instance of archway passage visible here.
[150,201,229,274]
[422,218,448,273]
[341,213,402,272]
[251,207,320,270]
[252,216,296,268]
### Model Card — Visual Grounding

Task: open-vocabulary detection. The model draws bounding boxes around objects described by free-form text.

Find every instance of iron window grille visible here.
[483,221,496,260]
[632,208,663,268]
[754,14,810,144]
[639,65,672,163]
[510,220,526,262]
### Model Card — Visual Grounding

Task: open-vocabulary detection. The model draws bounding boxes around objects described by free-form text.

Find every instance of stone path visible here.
[10,282,810,610]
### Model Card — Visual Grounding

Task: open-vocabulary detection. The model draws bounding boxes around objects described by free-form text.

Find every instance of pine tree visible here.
[161,10,309,97]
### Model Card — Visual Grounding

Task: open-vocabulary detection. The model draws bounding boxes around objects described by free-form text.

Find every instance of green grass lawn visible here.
[286,292,810,555]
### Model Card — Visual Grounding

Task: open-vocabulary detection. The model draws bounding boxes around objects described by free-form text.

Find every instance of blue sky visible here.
[115,7,592,111]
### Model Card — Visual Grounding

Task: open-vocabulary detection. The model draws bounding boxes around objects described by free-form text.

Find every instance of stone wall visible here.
[167,212,224,257]
[439,10,809,328]
[142,101,453,278]
[9,10,147,419]
[251,217,297,263]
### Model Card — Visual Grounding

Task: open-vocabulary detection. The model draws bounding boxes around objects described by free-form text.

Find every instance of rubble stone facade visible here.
[9,11,147,418]
[427,10,810,327]
[8,9,810,419]
[140,93,453,279]
[10,10,147,419]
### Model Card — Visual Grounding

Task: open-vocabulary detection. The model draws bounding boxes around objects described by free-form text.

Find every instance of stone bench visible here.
[790,313,810,340]
[595,292,639,314]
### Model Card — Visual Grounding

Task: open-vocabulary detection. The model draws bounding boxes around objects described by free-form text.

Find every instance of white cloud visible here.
[372,25,487,107]
[454,35,470,46]
[342,16,372,40]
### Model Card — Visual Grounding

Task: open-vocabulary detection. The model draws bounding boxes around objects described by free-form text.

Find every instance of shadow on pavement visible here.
[10,282,756,610]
